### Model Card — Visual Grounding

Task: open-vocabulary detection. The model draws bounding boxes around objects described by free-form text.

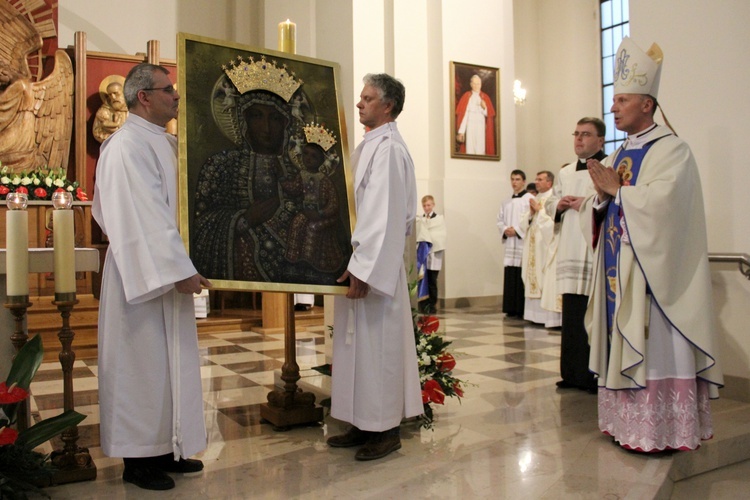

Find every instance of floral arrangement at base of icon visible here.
[312,301,466,430]
[0,164,88,202]
[0,335,86,498]
[413,313,465,430]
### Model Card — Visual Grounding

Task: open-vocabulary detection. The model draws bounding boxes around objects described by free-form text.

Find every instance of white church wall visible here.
[438,0,516,304]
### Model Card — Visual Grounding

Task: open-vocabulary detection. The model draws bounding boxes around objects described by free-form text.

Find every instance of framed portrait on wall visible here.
[177,33,354,294]
[450,61,501,161]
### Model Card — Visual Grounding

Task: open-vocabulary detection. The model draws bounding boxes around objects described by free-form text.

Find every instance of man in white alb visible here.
[327,73,423,461]
[93,63,211,490]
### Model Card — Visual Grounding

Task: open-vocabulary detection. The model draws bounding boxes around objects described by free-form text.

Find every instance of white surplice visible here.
[551,161,597,295]
[92,114,206,459]
[496,193,533,266]
[331,122,423,432]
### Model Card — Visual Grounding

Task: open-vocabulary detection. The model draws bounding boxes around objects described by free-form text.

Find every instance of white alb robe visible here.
[331,122,423,432]
[520,189,561,327]
[92,114,207,459]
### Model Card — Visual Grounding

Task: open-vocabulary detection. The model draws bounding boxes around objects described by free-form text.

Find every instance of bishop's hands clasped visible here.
[587,158,621,200]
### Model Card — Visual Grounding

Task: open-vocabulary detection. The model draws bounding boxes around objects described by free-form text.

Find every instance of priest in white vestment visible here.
[328,73,423,461]
[583,38,722,452]
[92,64,211,490]
[520,171,561,328]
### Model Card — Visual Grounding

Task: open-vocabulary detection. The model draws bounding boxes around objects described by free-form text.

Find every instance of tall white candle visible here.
[53,203,76,294]
[5,208,29,296]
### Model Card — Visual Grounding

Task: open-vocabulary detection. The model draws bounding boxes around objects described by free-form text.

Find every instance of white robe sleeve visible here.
[93,133,197,305]
[347,138,413,298]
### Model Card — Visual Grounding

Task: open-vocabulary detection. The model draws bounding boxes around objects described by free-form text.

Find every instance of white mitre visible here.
[613,36,663,98]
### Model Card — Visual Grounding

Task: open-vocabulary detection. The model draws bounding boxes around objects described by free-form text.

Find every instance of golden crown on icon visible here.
[303,123,337,151]
[223,55,302,102]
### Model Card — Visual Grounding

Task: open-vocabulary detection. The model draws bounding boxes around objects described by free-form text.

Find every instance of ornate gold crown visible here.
[303,123,337,151]
[223,55,302,102]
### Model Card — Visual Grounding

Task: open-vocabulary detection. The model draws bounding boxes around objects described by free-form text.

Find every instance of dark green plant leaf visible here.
[15,410,86,450]
[5,335,44,390]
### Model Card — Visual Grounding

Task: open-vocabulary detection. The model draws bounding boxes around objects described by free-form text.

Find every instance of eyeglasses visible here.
[572,131,596,138]
[142,85,176,94]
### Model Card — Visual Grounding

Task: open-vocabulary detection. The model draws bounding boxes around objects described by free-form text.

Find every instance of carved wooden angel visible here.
[0,0,73,174]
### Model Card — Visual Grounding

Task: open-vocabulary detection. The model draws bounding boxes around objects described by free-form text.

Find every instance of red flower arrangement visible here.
[415,314,466,429]
[0,165,88,202]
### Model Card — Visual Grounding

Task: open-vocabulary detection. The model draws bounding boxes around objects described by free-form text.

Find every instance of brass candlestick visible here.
[48,293,96,484]
[4,295,32,431]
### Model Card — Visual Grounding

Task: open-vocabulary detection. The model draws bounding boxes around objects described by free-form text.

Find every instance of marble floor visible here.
[28,305,750,499]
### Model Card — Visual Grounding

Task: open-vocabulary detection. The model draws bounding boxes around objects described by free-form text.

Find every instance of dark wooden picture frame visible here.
[450,61,501,161]
[177,33,354,294]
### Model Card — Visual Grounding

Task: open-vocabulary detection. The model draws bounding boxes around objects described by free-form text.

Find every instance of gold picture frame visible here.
[177,33,354,294]
[450,61,501,161]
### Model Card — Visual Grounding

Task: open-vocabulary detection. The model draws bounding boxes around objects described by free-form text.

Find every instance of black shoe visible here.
[355,429,401,461]
[123,465,175,490]
[327,426,370,448]
[586,386,598,395]
[555,380,577,389]
[153,454,204,473]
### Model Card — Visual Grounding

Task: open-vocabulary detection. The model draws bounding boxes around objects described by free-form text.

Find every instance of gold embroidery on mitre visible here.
[303,123,337,151]
[223,55,302,102]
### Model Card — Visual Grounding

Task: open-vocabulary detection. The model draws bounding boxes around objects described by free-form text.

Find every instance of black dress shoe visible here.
[153,453,204,473]
[354,429,401,461]
[123,465,175,490]
[555,380,577,389]
[327,426,370,448]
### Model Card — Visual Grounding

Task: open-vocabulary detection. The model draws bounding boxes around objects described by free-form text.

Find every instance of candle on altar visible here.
[52,191,76,294]
[278,19,296,54]
[5,193,29,296]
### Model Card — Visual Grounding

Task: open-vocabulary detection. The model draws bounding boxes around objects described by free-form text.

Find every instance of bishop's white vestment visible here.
[582,124,723,452]
[331,122,423,432]
[92,114,207,459]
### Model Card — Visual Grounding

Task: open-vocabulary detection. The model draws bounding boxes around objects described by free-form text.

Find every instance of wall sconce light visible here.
[513,80,527,106]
